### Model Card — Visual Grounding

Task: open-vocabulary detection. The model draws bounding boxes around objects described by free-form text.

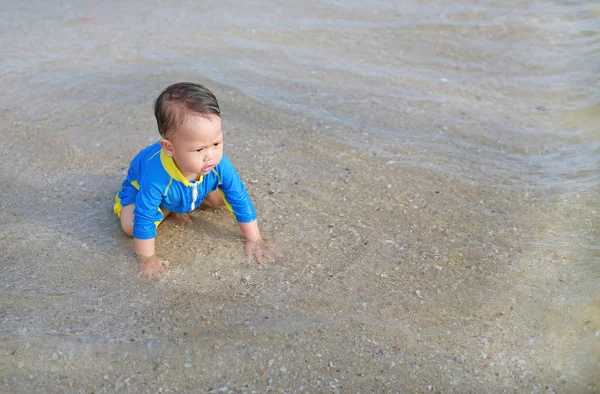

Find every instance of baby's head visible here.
[155,83,224,178]
[154,82,220,139]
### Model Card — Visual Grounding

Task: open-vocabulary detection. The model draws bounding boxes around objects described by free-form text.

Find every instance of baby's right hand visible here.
[137,254,169,279]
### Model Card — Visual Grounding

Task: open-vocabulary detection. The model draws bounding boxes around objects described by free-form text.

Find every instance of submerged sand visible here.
[1,78,597,392]
[1,1,599,393]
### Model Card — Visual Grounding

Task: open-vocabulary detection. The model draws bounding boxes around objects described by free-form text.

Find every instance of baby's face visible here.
[166,113,223,180]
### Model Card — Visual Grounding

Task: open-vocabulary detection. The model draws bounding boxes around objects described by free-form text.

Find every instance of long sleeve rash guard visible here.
[115,141,256,239]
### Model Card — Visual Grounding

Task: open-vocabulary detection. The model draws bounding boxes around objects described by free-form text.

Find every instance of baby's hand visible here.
[245,239,282,264]
[137,254,170,279]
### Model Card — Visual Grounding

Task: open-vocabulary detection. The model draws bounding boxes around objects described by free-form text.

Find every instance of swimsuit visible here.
[113,141,256,239]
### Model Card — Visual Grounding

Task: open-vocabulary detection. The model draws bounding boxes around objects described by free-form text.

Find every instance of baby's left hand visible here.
[245,239,281,264]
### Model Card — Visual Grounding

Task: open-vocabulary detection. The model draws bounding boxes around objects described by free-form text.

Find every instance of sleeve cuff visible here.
[235,214,257,223]
[133,226,157,239]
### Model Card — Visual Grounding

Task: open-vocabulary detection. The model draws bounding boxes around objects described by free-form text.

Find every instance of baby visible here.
[114,82,277,278]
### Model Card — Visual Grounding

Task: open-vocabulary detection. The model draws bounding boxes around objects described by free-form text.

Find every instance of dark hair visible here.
[153,82,221,138]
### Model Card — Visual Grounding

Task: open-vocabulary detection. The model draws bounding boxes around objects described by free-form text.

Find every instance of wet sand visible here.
[1,78,597,392]
[1,1,599,393]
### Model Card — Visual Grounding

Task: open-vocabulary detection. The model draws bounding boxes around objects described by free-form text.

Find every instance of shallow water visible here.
[1,0,598,392]
[4,1,598,183]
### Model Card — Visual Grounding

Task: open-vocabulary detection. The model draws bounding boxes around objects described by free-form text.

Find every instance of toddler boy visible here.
[114,82,276,278]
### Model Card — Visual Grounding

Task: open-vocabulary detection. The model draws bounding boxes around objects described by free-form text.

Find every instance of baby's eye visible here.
[196,148,204,152]
[213,142,221,147]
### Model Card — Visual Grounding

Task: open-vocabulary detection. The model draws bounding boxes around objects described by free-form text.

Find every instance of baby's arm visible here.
[218,156,281,263]
[239,220,261,242]
[133,183,169,278]
[239,220,261,262]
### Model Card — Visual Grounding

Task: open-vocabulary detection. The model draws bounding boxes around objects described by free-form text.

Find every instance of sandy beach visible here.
[1,1,598,392]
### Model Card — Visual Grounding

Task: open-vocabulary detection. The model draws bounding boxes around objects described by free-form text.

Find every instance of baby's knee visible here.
[119,204,135,237]
[121,221,134,237]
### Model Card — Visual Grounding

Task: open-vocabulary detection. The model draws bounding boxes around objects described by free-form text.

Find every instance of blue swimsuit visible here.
[114,141,256,239]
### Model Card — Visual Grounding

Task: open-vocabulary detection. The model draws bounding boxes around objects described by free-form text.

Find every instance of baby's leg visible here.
[200,190,226,208]
[119,204,135,237]
[119,204,172,237]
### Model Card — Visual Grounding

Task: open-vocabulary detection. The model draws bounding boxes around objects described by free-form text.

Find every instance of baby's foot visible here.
[199,201,217,210]
[170,212,193,226]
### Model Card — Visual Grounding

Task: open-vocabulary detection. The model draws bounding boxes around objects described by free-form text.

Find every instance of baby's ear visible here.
[160,139,174,157]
